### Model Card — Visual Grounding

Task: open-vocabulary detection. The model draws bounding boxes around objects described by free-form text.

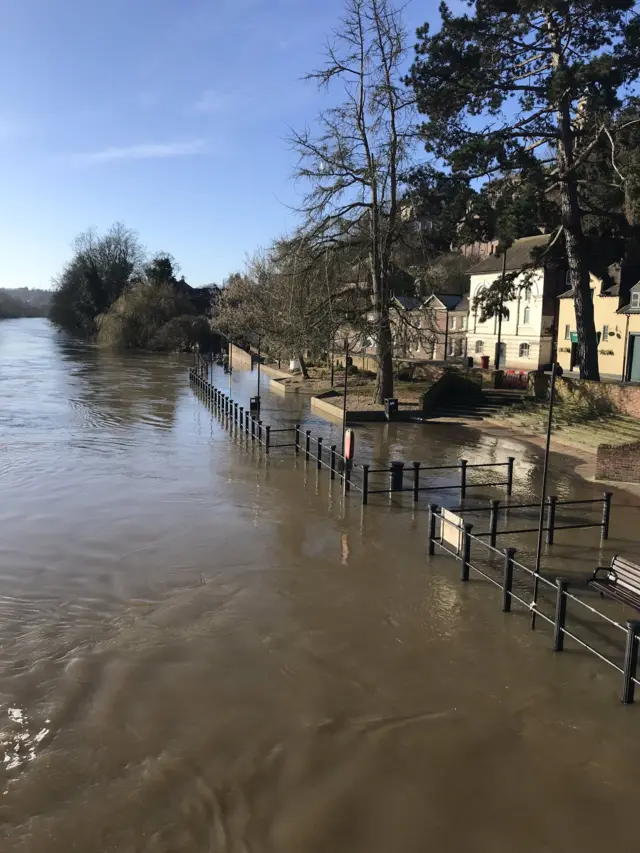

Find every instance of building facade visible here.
[557,275,640,381]
[466,235,566,370]
[392,294,469,362]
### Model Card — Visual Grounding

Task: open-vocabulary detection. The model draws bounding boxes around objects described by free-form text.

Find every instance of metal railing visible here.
[427,505,639,705]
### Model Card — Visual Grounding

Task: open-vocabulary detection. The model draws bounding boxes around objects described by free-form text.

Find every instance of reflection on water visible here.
[1,318,640,852]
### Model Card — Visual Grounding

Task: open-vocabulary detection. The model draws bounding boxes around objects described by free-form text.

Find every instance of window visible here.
[455,338,463,357]
[460,316,466,331]
[632,292,640,309]
[564,324,570,340]
[447,339,454,356]
[523,306,531,325]
[450,316,457,330]
[524,287,532,302]
[519,342,530,358]
[602,325,609,342]
[475,340,484,354]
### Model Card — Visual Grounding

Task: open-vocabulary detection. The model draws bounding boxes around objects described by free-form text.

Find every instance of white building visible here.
[466,234,566,370]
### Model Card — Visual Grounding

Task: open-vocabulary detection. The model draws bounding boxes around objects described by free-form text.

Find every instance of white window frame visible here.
[519,342,530,359]
[602,325,609,342]
[632,292,640,309]
[523,306,531,325]
[450,315,457,331]
[564,324,570,340]
[475,340,484,354]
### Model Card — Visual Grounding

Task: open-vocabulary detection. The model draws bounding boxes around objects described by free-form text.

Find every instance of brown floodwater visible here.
[1,317,640,852]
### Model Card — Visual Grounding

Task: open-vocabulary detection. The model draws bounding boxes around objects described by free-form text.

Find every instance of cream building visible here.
[466,235,567,370]
[557,269,640,381]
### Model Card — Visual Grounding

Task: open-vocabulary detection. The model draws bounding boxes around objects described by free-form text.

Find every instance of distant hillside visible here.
[0,288,51,319]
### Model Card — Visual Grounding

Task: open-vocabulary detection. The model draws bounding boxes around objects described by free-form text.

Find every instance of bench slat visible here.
[588,555,640,611]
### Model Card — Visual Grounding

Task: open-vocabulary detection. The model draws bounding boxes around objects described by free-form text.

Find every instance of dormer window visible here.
[632,292,640,309]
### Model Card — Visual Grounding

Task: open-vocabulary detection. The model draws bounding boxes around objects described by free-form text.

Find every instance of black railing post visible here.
[343,460,352,494]
[506,456,515,496]
[239,407,244,432]
[258,420,263,445]
[553,578,569,651]
[265,425,271,454]
[459,459,468,499]
[294,424,301,454]
[489,499,500,548]
[317,437,323,470]
[412,462,420,504]
[305,430,311,461]
[362,464,370,505]
[427,504,438,556]
[502,547,516,612]
[622,620,640,704]
[461,523,473,582]
[389,461,405,492]
[250,416,255,441]
[546,495,558,545]
[602,491,613,540]
[330,445,337,480]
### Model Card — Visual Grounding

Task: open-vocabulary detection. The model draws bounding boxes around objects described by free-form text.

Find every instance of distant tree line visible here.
[50,223,218,352]
[0,288,51,320]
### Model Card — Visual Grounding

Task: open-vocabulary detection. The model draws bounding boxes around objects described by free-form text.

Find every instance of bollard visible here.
[506,457,515,496]
[362,464,370,505]
[317,437,323,470]
[502,547,516,612]
[546,495,558,545]
[489,499,500,548]
[330,445,337,480]
[459,459,468,499]
[265,425,271,454]
[602,491,613,540]
[389,461,405,493]
[427,504,438,556]
[461,523,473,582]
[412,462,420,504]
[295,424,301,454]
[622,620,640,704]
[305,430,311,461]
[553,578,570,651]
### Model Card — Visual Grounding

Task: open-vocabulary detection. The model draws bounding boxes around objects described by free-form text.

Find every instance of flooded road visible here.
[1,318,640,852]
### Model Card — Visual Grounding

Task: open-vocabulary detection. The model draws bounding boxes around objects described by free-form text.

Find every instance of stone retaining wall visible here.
[596,440,640,482]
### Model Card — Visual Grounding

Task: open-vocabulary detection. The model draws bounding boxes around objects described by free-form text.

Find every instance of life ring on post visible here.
[344,428,355,461]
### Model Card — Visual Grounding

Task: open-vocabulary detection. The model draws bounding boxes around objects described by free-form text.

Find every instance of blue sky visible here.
[0,0,440,289]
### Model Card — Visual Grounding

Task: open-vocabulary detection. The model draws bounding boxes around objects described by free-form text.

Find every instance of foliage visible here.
[216,238,360,377]
[50,223,145,336]
[97,256,214,352]
[0,288,51,319]
[407,0,640,380]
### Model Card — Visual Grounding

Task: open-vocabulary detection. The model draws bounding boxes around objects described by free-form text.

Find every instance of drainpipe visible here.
[621,313,631,382]
[443,309,449,361]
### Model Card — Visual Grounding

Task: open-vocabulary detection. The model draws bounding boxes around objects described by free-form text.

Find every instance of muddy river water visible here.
[1,318,640,852]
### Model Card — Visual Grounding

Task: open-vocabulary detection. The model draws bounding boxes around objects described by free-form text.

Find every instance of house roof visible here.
[393,295,422,311]
[468,234,551,275]
[423,293,464,310]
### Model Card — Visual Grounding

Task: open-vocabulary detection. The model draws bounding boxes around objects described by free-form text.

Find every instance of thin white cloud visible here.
[192,89,239,115]
[74,140,207,165]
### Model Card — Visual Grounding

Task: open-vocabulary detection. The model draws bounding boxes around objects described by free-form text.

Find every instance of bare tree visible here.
[290,0,415,402]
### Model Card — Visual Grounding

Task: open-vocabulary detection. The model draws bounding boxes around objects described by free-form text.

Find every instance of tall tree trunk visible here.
[551,21,600,382]
[561,181,599,380]
[376,298,394,402]
[297,351,309,380]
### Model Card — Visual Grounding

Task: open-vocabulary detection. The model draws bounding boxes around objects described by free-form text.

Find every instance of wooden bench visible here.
[588,555,640,610]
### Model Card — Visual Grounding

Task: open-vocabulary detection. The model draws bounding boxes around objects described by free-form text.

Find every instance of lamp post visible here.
[494,248,508,370]
[532,361,557,629]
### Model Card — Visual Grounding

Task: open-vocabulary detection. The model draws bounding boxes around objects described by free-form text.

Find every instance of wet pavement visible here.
[1,318,640,852]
